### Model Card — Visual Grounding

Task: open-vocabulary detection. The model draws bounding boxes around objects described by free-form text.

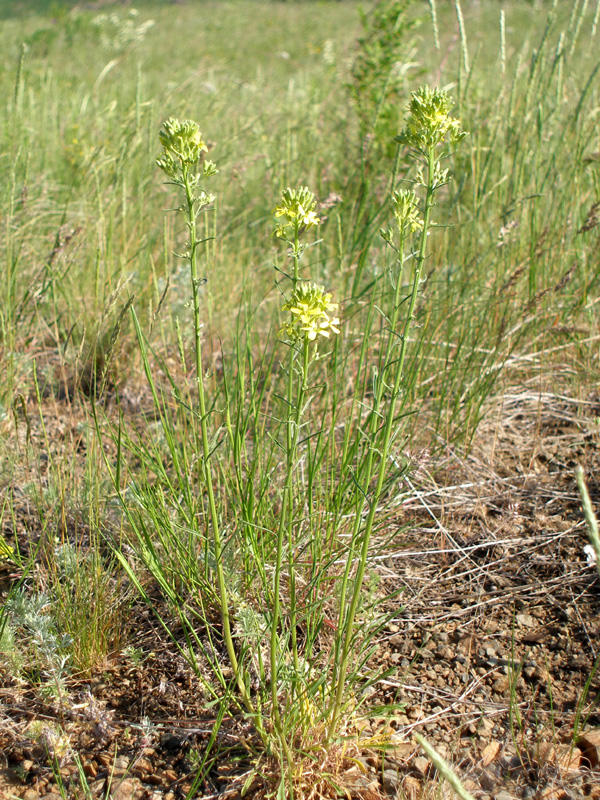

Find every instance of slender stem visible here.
[183,168,257,723]
[270,339,308,763]
[293,224,300,284]
[327,146,437,741]
[330,223,408,691]
[270,236,308,762]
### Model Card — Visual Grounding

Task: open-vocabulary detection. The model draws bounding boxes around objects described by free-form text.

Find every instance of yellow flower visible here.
[282,282,340,343]
[274,186,319,235]
[157,118,209,178]
[395,86,466,152]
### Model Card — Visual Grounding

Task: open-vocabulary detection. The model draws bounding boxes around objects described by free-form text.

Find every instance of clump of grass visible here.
[1,0,600,795]
[99,85,467,793]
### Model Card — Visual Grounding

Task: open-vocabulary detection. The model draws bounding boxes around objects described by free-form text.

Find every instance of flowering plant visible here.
[281,282,340,343]
[274,186,319,239]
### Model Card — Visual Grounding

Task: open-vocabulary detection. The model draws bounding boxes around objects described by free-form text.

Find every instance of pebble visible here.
[84,761,98,779]
[159,769,178,784]
[516,613,535,627]
[110,777,145,800]
[110,757,131,778]
[89,779,107,797]
[402,775,420,800]
[413,756,430,776]
[131,758,153,778]
[382,769,401,793]
[493,676,510,693]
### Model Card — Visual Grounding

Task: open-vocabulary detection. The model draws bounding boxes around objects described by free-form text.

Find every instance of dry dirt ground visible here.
[1,375,600,800]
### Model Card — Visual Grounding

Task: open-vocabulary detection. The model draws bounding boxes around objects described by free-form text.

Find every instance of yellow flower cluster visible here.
[157,118,217,183]
[274,186,319,238]
[282,282,340,343]
[396,86,466,152]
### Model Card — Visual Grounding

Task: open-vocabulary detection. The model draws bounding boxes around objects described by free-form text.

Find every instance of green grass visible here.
[1,0,599,795]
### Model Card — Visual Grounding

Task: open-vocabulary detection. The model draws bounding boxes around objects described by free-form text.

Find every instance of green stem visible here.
[270,219,309,759]
[329,223,408,692]
[327,145,437,741]
[182,167,257,724]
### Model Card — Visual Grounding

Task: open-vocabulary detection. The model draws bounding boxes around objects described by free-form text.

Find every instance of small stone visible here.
[481,740,501,766]
[385,742,414,763]
[402,775,420,800]
[89,779,107,797]
[577,729,600,767]
[382,769,401,794]
[84,761,98,779]
[131,758,153,778]
[495,792,517,800]
[111,757,130,778]
[478,770,496,791]
[159,770,178,785]
[23,791,39,800]
[479,717,494,734]
[516,613,535,627]
[40,794,63,800]
[412,756,430,776]
[110,778,145,800]
[483,642,501,658]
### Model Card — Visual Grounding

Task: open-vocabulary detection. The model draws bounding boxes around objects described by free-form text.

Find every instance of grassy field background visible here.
[1,0,600,797]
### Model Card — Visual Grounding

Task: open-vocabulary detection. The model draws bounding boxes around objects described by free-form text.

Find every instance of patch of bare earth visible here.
[1,378,600,799]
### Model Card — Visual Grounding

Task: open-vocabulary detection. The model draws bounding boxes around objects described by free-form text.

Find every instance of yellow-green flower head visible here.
[392,188,423,233]
[157,118,208,177]
[274,186,319,237]
[396,86,466,151]
[282,282,340,343]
